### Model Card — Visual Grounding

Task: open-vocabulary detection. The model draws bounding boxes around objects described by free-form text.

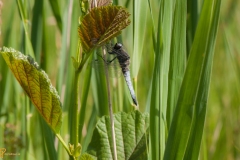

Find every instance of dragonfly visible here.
[92,43,138,106]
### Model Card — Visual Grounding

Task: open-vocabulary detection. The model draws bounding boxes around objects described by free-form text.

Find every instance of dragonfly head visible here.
[114,43,123,50]
[107,42,123,55]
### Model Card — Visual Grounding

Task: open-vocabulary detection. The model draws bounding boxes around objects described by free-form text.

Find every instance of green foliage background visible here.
[0,0,239,160]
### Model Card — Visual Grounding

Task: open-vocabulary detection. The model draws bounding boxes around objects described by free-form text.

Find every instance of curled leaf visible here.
[1,47,62,133]
[71,57,80,69]
[78,5,131,53]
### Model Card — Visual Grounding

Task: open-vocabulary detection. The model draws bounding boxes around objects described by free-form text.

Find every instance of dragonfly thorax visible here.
[106,42,130,72]
[108,43,123,55]
[113,43,123,50]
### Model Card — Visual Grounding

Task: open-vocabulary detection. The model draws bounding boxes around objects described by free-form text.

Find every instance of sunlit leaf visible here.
[78,5,130,53]
[87,110,149,160]
[1,47,62,133]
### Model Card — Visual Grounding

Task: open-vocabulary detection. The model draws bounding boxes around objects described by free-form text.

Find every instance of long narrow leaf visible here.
[40,118,58,160]
[166,0,187,128]
[149,1,163,159]
[184,0,221,159]
[16,0,35,58]
[150,0,175,159]
[79,56,93,141]
[131,0,148,77]
[91,52,109,116]
[31,0,43,63]
[164,0,217,159]
[48,0,63,32]
[159,0,175,158]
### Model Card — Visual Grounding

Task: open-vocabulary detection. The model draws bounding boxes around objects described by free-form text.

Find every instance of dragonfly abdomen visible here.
[123,71,138,106]
[117,57,130,73]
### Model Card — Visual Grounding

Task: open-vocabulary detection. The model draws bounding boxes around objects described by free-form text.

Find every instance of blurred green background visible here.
[0,0,239,159]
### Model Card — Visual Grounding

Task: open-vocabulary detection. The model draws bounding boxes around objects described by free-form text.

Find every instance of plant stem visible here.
[102,47,117,160]
[16,0,34,57]
[133,77,139,110]
[70,70,80,150]
[56,134,72,157]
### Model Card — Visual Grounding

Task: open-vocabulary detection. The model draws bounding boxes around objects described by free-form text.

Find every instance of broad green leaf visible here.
[87,110,149,160]
[80,153,96,160]
[78,5,130,53]
[1,47,62,133]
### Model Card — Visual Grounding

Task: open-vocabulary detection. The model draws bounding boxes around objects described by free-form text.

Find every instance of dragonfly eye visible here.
[114,43,123,50]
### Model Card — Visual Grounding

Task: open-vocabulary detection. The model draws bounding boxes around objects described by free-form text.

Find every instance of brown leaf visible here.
[78,5,130,53]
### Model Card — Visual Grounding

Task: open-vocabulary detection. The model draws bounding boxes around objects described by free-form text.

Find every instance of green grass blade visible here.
[0,57,8,109]
[158,0,175,158]
[188,0,199,38]
[82,107,98,152]
[184,1,221,159]
[16,0,35,58]
[40,118,58,160]
[186,0,199,56]
[223,28,240,91]
[149,1,163,160]
[161,0,174,118]
[131,0,148,77]
[166,0,187,129]
[79,56,93,142]
[31,0,43,63]
[56,0,72,94]
[61,0,80,113]
[112,78,124,112]
[29,111,45,159]
[91,54,109,116]
[147,0,157,51]
[1,1,17,47]
[48,0,62,32]
[149,0,175,159]
[164,0,219,159]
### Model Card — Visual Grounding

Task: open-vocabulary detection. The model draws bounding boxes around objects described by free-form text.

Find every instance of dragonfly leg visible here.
[96,52,108,63]
[107,56,118,64]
